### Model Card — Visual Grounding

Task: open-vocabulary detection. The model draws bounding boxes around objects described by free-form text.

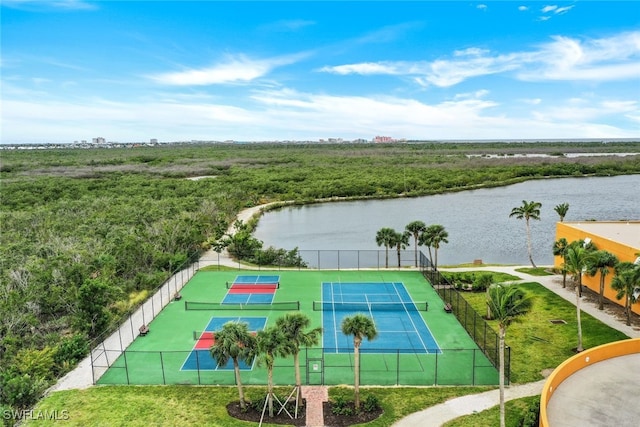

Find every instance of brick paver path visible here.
[301,386,329,427]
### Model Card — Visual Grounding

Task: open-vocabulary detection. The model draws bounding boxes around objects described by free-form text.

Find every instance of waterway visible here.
[254,175,640,266]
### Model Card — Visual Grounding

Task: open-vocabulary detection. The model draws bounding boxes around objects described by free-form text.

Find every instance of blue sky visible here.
[1,1,639,143]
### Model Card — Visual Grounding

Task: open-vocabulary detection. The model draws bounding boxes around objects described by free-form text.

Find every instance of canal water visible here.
[254,175,640,266]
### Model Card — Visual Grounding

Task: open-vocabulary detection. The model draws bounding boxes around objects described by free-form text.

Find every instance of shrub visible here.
[472,273,493,292]
[363,394,381,412]
[520,397,540,427]
[331,395,354,416]
[53,334,89,376]
[0,372,49,410]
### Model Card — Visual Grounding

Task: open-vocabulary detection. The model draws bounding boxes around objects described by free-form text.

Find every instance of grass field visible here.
[97,270,499,387]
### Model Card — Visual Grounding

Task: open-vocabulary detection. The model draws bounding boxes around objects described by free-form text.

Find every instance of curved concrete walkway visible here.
[391,266,640,427]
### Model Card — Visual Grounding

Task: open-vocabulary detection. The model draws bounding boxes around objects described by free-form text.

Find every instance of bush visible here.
[520,397,540,427]
[0,372,49,410]
[363,394,381,412]
[472,273,493,292]
[331,395,354,416]
[53,334,89,376]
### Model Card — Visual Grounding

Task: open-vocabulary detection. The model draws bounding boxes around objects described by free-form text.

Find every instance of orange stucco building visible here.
[554,221,640,315]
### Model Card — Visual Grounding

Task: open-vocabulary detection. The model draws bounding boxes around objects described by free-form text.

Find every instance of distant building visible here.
[150,138,158,144]
[92,137,106,144]
[373,136,395,143]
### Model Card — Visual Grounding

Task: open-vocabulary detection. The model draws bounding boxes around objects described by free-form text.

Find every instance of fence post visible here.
[434,352,438,385]
[472,349,476,385]
[196,350,202,385]
[160,351,166,384]
[123,351,130,385]
[396,350,400,385]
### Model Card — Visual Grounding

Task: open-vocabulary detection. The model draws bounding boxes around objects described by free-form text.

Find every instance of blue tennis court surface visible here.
[321,282,441,354]
[181,316,266,371]
[222,293,274,304]
[233,275,280,284]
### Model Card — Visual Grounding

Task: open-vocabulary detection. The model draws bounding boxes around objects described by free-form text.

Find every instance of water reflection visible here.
[254,175,640,266]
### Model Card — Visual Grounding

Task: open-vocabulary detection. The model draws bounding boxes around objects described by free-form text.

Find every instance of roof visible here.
[562,221,640,250]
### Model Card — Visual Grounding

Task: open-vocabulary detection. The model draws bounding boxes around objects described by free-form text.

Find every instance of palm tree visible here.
[405,220,426,267]
[486,284,532,427]
[554,202,570,222]
[563,243,595,352]
[611,262,640,326]
[341,314,377,410]
[509,200,542,268]
[256,325,295,418]
[275,313,322,417]
[420,224,448,269]
[210,321,257,410]
[375,227,396,268]
[552,238,569,288]
[587,250,618,310]
[391,230,410,268]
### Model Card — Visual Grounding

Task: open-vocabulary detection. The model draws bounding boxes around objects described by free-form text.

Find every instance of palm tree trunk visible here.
[598,276,605,310]
[414,239,418,267]
[294,352,302,409]
[354,340,361,410]
[576,276,583,352]
[626,299,631,326]
[384,246,389,268]
[434,247,439,270]
[525,219,536,268]
[268,367,274,417]
[499,325,506,427]
[234,360,246,409]
[397,247,401,268]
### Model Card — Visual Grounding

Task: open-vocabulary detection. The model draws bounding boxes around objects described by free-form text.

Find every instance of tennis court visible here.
[96,270,499,386]
[319,282,440,354]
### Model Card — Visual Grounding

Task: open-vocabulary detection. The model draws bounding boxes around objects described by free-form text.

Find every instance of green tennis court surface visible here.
[97,270,498,386]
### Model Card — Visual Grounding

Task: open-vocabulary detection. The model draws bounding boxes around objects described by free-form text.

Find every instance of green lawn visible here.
[443,396,540,427]
[459,281,628,383]
[25,385,494,427]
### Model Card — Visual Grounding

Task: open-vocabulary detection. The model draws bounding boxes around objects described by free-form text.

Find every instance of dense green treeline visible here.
[1,142,639,413]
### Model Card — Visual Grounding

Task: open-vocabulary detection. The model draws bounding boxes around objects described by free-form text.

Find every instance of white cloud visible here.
[149,53,305,86]
[518,6,529,12]
[477,4,488,11]
[522,98,542,105]
[319,62,404,75]
[541,5,558,13]
[2,0,97,10]
[519,32,640,81]
[4,85,637,143]
[554,6,574,15]
[531,98,638,122]
[320,31,640,86]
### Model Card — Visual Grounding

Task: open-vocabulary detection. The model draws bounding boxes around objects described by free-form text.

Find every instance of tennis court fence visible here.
[419,252,510,383]
[202,249,418,270]
[93,346,498,386]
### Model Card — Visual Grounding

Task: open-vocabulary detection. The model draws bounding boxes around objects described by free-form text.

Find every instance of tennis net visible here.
[313,301,428,312]
[226,282,279,289]
[184,301,299,311]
